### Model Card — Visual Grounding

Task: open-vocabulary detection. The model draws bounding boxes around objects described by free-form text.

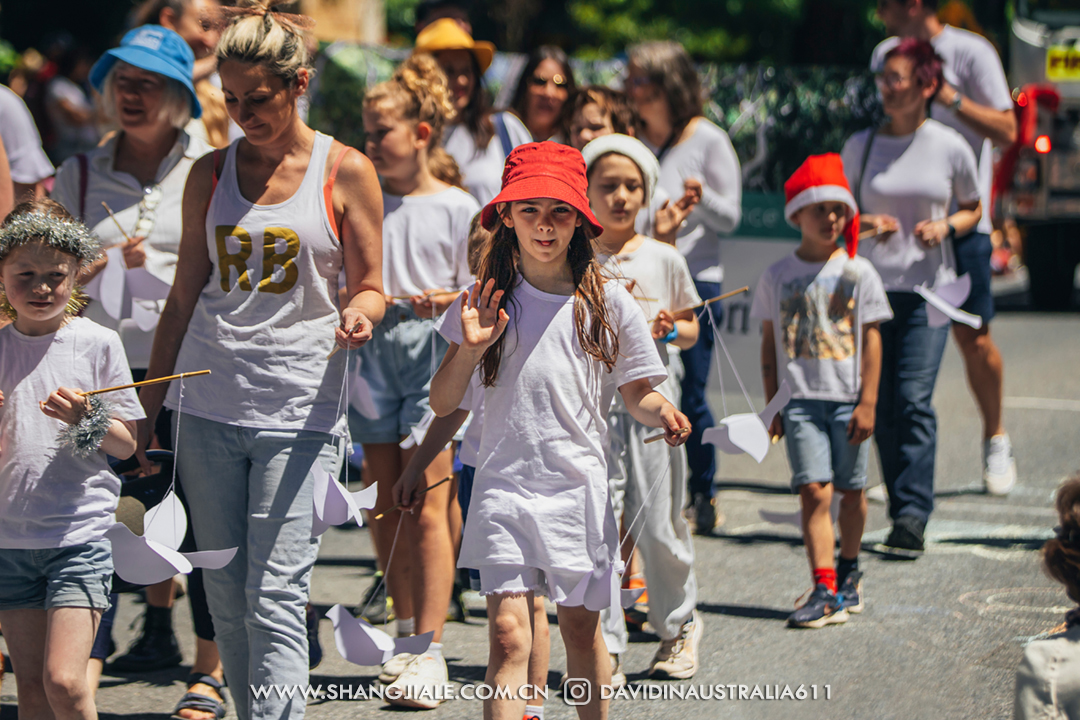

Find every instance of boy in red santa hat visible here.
[750,154,893,628]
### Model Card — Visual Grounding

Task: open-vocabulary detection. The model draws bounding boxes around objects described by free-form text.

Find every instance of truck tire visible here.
[1024,223,1079,311]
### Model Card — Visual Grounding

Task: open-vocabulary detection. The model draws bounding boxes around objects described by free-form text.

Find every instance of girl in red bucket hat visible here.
[418,141,690,720]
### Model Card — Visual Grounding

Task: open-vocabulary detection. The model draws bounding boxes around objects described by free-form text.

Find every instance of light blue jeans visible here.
[174,413,341,720]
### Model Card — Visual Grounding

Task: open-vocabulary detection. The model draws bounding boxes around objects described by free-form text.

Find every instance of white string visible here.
[616,445,674,561]
[709,303,757,414]
[705,304,729,417]
[143,377,183,537]
[357,512,406,627]
[335,338,351,488]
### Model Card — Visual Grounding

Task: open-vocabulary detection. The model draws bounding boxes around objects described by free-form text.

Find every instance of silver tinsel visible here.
[0,212,101,266]
[57,394,115,458]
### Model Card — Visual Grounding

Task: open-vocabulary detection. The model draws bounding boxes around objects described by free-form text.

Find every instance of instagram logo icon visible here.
[563,679,592,706]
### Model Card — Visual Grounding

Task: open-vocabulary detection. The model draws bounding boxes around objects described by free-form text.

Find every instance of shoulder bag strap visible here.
[493,112,514,160]
[854,127,877,210]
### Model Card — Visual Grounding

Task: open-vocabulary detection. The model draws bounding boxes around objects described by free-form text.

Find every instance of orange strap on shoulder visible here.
[324,145,358,241]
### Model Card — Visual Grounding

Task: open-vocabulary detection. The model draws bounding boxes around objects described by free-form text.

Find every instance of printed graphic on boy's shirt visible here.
[779,273,856,362]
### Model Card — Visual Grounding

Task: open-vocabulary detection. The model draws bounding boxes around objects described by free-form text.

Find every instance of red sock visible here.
[813,568,837,593]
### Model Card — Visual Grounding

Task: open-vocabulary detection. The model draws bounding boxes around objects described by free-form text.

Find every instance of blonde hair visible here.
[365,54,462,188]
[101,62,192,130]
[216,0,311,86]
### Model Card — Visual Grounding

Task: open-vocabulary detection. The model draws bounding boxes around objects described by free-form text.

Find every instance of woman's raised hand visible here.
[460,279,509,353]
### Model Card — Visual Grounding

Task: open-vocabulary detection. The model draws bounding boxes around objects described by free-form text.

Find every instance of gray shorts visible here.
[349,304,448,444]
[782,399,870,491]
[0,540,113,611]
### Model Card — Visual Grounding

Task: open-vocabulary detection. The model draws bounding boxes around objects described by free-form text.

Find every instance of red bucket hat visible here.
[480,142,604,236]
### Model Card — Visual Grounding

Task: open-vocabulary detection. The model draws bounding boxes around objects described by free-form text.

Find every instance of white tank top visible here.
[166,131,347,434]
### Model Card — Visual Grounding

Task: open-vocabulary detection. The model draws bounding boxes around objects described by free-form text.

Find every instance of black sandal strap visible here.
[172,691,226,720]
[185,673,225,694]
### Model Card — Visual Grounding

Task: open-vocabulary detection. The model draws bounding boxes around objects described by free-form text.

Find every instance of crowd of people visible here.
[0,0,1071,719]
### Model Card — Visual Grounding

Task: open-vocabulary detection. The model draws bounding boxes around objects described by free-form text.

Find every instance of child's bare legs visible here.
[448,475,463,560]
[1,607,101,720]
[402,445,455,641]
[364,443,415,622]
[527,596,550,707]
[485,593,533,720]
[557,604,610,720]
[799,482,835,571]
[838,489,867,560]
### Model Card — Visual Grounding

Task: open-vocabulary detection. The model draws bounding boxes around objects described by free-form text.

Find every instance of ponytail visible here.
[366,54,463,188]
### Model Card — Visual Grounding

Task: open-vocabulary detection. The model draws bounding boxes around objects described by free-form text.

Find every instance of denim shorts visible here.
[953,231,995,323]
[0,541,113,611]
[349,304,448,444]
[782,399,870,491]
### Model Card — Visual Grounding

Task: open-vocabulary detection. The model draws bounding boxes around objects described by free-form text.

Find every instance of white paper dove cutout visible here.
[558,548,643,613]
[702,380,792,463]
[326,604,433,666]
[399,408,437,450]
[311,461,379,538]
[106,491,238,585]
[83,245,173,326]
[914,272,982,329]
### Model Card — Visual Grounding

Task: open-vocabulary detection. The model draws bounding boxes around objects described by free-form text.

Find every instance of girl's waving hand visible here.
[460,279,510,352]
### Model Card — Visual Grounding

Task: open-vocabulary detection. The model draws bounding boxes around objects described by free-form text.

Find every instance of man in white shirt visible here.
[873,0,1018,496]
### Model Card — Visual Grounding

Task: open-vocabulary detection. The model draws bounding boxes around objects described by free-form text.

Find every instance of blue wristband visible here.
[661,326,679,344]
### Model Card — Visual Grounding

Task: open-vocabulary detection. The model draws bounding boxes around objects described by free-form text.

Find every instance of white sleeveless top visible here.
[166,132,347,435]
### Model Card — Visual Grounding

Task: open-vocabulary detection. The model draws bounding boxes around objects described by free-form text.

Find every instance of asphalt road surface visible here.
[2,279,1078,720]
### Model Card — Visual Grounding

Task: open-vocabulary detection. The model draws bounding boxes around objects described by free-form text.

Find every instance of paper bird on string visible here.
[399,408,436,450]
[106,491,237,585]
[311,460,379,538]
[326,604,433,666]
[703,380,792,463]
[913,272,982,329]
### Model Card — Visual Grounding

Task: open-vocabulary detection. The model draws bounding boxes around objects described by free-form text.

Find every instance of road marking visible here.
[1004,396,1080,412]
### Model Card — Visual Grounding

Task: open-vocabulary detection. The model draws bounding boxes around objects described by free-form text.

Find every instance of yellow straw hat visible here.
[414,17,495,73]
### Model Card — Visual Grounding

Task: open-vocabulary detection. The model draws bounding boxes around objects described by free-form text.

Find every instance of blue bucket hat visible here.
[90,25,202,119]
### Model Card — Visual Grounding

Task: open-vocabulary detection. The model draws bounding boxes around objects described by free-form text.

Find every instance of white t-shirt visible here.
[443,112,532,206]
[381,186,479,299]
[751,253,893,403]
[595,236,701,367]
[871,26,1013,235]
[440,277,666,574]
[643,118,742,283]
[45,76,98,159]
[841,119,980,291]
[52,131,212,367]
[0,84,54,185]
[0,318,144,549]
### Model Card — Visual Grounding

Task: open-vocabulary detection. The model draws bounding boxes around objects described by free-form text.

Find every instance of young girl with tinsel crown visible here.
[431,141,690,720]
[0,198,142,720]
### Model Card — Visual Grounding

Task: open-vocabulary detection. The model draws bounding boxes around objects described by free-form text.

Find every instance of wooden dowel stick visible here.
[649,286,749,323]
[374,476,452,519]
[644,427,691,445]
[101,202,134,244]
[327,320,365,360]
[858,227,884,241]
[81,370,211,396]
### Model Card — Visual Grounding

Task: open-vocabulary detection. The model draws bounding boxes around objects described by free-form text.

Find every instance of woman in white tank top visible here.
[134,6,385,719]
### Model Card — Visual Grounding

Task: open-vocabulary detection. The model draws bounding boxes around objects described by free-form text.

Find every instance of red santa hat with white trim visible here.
[784,153,861,271]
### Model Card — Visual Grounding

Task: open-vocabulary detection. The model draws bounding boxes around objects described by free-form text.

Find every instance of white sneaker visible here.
[984,433,1017,496]
[386,652,448,709]
[610,653,627,689]
[648,610,703,680]
[378,652,415,684]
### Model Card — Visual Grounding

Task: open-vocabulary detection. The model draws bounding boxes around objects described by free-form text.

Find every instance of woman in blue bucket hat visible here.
[50,25,221,716]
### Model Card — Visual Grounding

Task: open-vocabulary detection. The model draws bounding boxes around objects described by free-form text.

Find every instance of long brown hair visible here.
[1045,476,1080,606]
[365,54,463,188]
[476,208,618,387]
